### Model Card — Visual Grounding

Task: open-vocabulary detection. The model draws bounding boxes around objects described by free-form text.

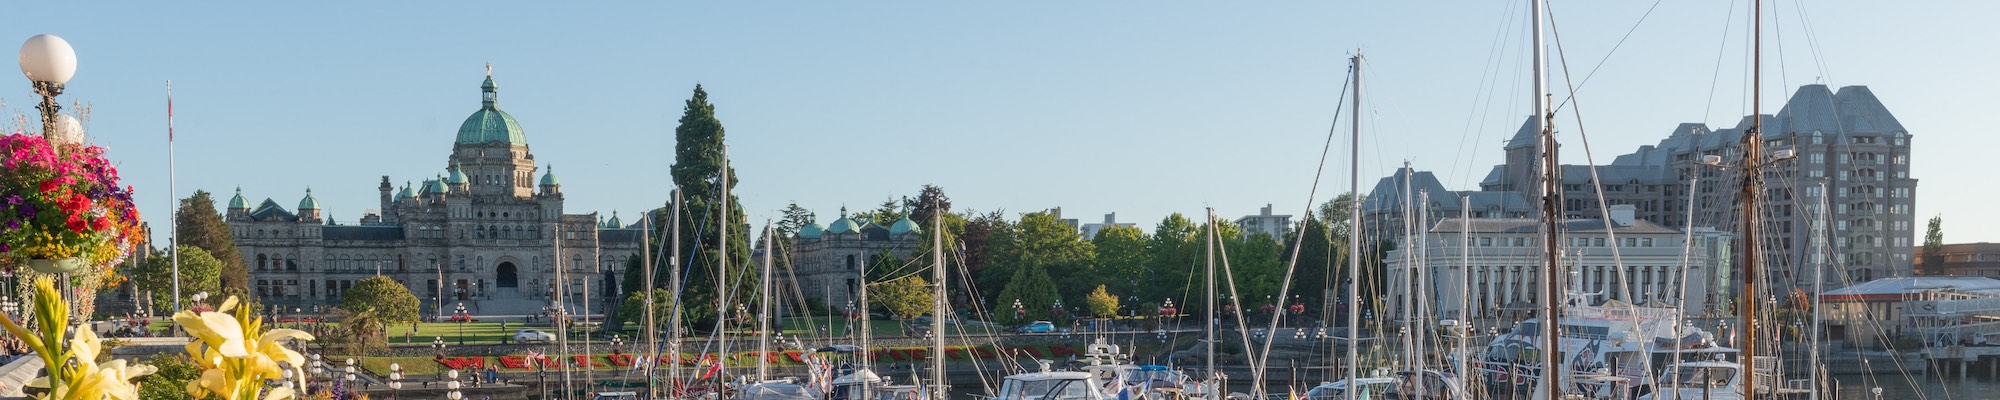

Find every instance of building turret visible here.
[539,165,561,196]
[297,188,322,221]
[227,186,250,220]
[448,162,471,193]
[607,211,623,229]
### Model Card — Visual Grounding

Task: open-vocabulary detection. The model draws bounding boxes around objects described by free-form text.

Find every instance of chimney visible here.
[1261,203,1274,216]
[1608,204,1636,227]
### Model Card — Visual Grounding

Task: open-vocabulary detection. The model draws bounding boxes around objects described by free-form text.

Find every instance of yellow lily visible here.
[176,295,312,400]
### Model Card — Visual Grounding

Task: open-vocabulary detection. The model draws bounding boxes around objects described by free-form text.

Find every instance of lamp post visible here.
[343,359,356,397]
[447,369,463,400]
[310,353,323,381]
[455,302,469,345]
[433,336,447,359]
[282,368,295,393]
[388,363,402,400]
[1012,299,1024,322]
[18,34,76,142]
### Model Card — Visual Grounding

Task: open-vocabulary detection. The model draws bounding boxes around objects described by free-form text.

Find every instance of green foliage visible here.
[1085,285,1119,317]
[618,289,677,333]
[868,198,906,226]
[137,352,199,400]
[1144,213,1201,309]
[1220,227,1286,309]
[964,210,1012,304]
[997,210,1095,306]
[995,264,1059,324]
[904,185,952,229]
[176,190,247,296]
[341,276,421,324]
[873,276,934,320]
[134,246,222,311]
[1923,215,1944,275]
[336,307,388,356]
[666,85,750,328]
[1091,225,1150,297]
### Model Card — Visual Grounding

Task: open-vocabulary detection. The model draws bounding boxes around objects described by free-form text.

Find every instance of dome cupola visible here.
[826,207,864,234]
[454,65,527,145]
[297,188,321,210]
[228,186,249,210]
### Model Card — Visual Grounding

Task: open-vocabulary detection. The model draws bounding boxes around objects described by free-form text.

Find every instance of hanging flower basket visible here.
[0,132,143,274]
[26,256,86,274]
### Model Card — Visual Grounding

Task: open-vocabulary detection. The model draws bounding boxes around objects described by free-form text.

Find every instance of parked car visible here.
[1018,321,1056,334]
[514,329,557,343]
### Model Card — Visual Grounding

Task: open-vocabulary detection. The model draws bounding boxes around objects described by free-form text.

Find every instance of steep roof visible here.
[248,199,298,222]
[1772,84,1905,137]
[1362,167,1456,213]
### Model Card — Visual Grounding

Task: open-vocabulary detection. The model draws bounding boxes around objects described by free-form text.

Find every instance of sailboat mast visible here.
[719,145,733,389]
[931,209,948,400]
[556,213,573,399]
[1204,207,1217,380]
[1740,0,1765,397]
[1809,183,1827,400]
[1530,0,1565,398]
[642,206,658,399]
[1343,51,1362,400]
[1457,195,1470,390]
[759,222,774,383]
[669,188,685,393]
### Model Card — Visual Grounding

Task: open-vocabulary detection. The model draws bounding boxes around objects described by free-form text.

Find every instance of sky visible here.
[4,1,1995,246]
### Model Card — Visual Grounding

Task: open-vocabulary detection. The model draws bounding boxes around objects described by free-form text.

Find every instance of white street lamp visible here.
[19,34,75,142]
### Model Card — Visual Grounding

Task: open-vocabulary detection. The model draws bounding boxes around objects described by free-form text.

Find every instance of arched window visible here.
[257,254,268,270]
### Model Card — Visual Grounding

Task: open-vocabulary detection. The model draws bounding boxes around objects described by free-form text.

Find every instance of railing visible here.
[1908,296,2000,316]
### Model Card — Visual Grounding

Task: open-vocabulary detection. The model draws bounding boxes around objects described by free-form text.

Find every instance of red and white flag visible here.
[166,81,174,142]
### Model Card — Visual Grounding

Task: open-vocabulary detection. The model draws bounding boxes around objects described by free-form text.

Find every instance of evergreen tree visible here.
[1923,215,1944,275]
[662,85,750,327]
[869,198,905,226]
[995,264,1059,324]
[176,190,247,297]
[905,185,952,227]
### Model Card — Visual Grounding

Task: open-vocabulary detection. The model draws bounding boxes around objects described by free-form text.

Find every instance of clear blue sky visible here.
[6,1,1994,246]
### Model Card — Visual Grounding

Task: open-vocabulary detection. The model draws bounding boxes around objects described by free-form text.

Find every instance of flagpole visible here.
[167,80,181,315]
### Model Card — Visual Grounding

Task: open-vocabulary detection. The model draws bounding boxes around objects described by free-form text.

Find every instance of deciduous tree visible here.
[340,276,421,324]
[1085,285,1119,318]
[134,246,222,311]
[874,276,934,320]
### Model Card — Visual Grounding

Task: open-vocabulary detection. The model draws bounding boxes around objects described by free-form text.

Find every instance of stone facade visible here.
[783,209,922,310]
[228,72,641,316]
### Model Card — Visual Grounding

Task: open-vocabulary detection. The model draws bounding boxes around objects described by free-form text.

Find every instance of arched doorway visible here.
[498,262,519,288]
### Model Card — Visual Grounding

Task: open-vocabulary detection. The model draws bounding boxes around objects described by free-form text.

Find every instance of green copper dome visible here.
[827,207,863,234]
[447,162,469,184]
[425,176,450,194]
[228,187,249,209]
[396,181,415,200]
[539,165,560,186]
[607,211,623,228]
[888,216,921,235]
[455,73,527,145]
[298,188,321,210]
[798,221,824,239]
